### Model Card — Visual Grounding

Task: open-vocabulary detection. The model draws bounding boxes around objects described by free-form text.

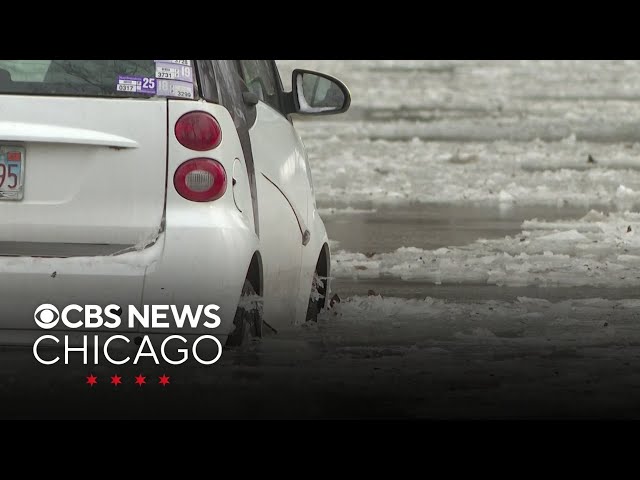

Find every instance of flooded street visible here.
[6,61,640,419]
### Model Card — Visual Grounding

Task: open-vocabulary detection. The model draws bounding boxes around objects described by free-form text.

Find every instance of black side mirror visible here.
[290,69,351,116]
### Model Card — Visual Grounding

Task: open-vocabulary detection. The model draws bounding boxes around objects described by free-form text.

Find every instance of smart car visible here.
[0,60,350,347]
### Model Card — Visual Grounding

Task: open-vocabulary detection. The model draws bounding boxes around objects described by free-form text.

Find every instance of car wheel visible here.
[226,279,262,347]
[305,271,325,322]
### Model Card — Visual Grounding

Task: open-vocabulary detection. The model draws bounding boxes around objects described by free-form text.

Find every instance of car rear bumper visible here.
[0,208,258,345]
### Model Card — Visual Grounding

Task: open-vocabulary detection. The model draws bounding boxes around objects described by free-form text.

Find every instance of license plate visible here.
[0,145,25,200]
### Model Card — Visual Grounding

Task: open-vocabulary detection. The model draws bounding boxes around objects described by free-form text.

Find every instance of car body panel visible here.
[0,95,167,249]
[0,244,155,333]
[141,100,258,337]
[249,102,313,328]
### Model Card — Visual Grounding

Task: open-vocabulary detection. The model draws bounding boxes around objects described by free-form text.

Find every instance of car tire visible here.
[305,271,324,322]
[226,279,262,347]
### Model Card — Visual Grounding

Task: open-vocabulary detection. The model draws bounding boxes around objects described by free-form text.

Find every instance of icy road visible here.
[5,61,640,419]
[277,60,640,418]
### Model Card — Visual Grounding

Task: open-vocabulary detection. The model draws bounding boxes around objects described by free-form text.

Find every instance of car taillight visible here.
[174,158,226,202]
[175,111,222,151]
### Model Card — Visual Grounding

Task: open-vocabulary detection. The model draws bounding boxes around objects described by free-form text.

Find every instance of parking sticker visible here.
[117,61,195,98]
[116,75,157,94]
[156,79,194,99]
[155,61,193,83]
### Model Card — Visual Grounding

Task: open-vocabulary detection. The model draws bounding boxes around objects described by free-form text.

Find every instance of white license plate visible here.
[0,145,25,200]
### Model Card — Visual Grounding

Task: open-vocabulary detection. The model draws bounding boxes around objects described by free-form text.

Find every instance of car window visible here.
[238,60,281,112]
[194,60,218,104]
[0,60,195,99]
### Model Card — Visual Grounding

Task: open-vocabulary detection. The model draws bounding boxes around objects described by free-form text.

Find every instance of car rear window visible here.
[0,60,193,98]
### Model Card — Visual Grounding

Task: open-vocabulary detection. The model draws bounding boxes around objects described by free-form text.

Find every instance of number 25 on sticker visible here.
[143,78,155,89]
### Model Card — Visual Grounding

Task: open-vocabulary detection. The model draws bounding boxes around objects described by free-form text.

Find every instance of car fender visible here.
[294,206,330,324]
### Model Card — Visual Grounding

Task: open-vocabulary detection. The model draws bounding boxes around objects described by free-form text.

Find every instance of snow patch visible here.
[537,230,588,242]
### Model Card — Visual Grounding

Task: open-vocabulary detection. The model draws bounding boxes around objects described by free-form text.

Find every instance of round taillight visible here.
[174,158,226,202]
[175,111,222,151]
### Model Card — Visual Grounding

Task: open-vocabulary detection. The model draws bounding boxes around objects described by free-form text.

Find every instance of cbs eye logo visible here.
[34,304,60,329]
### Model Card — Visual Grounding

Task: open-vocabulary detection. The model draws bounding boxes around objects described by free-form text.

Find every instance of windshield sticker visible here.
[156,79,194,99]
[116,75,156,94]
[155,62,193,83]
[155,60,191,67]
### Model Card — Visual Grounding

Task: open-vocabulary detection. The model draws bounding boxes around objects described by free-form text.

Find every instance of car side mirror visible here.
[291,69,351,115]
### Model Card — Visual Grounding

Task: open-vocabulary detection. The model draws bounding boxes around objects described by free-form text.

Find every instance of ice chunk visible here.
[498,190,515,203]
[616,184,635,198]
[537,230,588,242]
[580,210,606,222]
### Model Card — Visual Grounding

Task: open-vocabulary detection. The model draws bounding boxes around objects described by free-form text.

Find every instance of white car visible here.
[0,60,350,347]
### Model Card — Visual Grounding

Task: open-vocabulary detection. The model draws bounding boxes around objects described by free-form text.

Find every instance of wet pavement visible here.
[323,205,596,254]
[324,204,637,301]
[330,279,640,302]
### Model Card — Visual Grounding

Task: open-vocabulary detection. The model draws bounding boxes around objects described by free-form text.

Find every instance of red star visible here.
[110,374,122,386]
[158,374,170,386]
[134,374,146,387]
[86,374,98,387]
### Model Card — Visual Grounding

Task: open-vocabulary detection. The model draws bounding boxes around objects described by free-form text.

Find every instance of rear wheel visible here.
[305,271,325,322]
[226,279,262,347]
